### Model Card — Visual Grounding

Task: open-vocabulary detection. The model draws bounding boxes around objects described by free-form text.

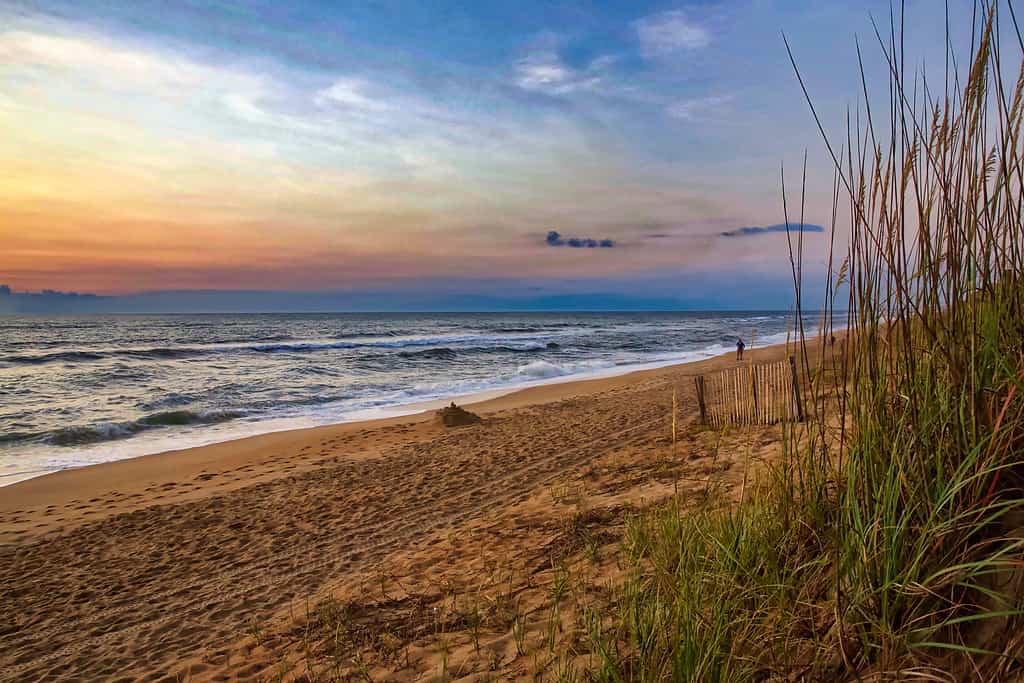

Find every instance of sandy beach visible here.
[1,339,812,681]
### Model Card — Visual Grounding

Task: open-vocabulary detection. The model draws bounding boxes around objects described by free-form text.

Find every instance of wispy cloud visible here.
[720,223,824,238]
[667,94,732,121]
[634,11,711,57]
[513,36,610,95]
[313,78,392,111]
[0,29,263,95]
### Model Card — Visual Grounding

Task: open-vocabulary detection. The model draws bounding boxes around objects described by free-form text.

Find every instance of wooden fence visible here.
[695,356,804,426]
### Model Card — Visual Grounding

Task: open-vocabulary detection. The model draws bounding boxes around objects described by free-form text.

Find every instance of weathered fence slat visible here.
[696,356,804,426]
[789,355,804,422]
[695,376,707,425]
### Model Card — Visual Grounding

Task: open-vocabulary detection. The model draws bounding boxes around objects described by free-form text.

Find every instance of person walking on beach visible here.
[736,337,746,361]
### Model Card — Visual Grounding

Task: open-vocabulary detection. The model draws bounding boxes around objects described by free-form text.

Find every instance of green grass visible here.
[582,3,1024,680]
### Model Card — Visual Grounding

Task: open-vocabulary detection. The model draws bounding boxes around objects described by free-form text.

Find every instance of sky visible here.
[0,1,990,309]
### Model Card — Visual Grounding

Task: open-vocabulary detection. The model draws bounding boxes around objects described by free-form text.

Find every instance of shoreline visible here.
[0,338,798,527]
[1,333,791,488]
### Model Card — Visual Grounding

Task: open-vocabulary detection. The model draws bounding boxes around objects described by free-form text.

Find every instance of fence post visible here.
[772,361,778,423]
[789,355,805,422]
[695,376,707,425]
[672,387,678,443]
[750,365,759,424]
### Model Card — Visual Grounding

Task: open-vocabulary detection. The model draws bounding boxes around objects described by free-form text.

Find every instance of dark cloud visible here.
[546,231,615,248]
[720,223,824,238]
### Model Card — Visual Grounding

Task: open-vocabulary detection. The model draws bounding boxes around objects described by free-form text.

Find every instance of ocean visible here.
[0,312,802,485]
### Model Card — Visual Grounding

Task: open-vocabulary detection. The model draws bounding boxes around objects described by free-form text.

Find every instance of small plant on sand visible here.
[245,616,265,647]
[512,604,529,657]
[545,602,560,654]
[349,650,373,683]
[461,597,484,654]
[552,655,581,683]
[550,559,571,602]
[432,604,452,680]
[584,531,602,564]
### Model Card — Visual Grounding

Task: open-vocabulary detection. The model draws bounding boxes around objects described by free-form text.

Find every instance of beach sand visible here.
[0,338,826,681]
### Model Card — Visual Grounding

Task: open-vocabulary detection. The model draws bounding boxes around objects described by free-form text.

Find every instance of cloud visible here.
[0,29,262,95]
[634,11,711,57]
[513,38,608,95]
[546,231,615,248]
[4,12,824,293]
[667,95,732,121]
[313,78,391,111]
[720,223,824,238]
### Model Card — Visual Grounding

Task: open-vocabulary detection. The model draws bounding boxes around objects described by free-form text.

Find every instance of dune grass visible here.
[583,3,1024,680]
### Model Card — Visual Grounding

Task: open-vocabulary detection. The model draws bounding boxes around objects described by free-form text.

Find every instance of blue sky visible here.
[0,1,990,309]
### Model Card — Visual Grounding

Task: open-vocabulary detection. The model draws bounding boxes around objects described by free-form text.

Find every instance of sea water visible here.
[0,312,806,484]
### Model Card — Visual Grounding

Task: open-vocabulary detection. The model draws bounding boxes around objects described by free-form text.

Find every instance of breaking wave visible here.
[1,333,563,366]
[19,410,247,447]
